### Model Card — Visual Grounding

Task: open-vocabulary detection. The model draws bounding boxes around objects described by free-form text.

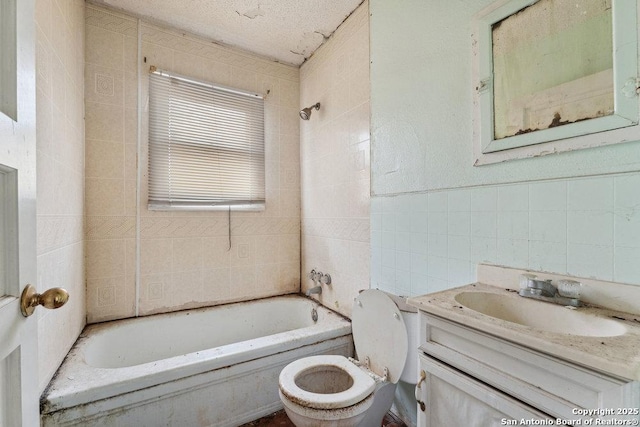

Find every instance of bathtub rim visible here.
[41,295,352,414]
[83,293,345,369]
[41,335,354,427]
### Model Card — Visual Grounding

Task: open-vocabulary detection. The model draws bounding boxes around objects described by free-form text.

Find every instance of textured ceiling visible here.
[90,0,363,66]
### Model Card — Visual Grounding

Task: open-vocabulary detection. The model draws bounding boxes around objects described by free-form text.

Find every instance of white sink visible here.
[454,292,627,337]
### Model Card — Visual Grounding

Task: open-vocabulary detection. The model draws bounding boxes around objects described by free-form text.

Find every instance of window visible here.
[148,69,265,210]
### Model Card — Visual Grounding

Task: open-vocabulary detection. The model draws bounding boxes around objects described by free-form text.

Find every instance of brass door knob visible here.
[20,284,69,317]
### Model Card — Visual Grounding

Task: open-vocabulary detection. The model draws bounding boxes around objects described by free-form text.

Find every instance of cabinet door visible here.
[417,355,551,427]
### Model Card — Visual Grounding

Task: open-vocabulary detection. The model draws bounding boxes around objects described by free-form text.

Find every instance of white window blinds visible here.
[148,70,265,210]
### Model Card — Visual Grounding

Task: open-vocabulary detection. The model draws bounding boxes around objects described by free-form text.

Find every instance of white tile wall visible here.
[84,5,301,322]
[300,1,370,318]
[36,0,86,393]
[371,173,640,297]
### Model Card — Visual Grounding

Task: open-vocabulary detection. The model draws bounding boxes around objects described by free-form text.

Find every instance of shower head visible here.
[299,102,321,120]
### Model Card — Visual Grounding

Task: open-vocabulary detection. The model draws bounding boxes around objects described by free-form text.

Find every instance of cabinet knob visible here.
[415,369,427,412]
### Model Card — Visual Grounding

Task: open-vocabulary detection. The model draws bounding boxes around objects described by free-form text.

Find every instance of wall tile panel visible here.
[36,0,86,393]
[300,1,370,318]
[372,173,640,297]
[85,5,300,321]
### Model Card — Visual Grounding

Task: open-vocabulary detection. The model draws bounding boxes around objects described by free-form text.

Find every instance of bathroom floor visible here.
[240,409,407,426]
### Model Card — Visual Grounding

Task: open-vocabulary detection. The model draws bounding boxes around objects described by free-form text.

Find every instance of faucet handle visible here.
[557,280,582,299]
[519,274,537,290]
[320,273,331,285]
[308,269,317,280]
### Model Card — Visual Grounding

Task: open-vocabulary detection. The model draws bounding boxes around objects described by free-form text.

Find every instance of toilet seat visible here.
[279,355,376,410]
[352,289,408,384]
[279,388,375,423]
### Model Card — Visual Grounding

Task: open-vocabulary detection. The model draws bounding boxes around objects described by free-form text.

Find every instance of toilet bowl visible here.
[278,289,410,427]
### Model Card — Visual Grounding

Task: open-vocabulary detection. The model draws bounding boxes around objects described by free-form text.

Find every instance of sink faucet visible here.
[519,276,582,307]
[306,286,322,297]
[524,278,556,298]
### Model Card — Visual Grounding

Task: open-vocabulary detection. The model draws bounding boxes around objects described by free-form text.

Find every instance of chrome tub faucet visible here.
[306,286,322,297]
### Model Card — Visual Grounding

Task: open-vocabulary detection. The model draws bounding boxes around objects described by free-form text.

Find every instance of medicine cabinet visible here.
[472,0,639,165]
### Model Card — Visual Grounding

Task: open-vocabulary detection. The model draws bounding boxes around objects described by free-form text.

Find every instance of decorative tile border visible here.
[85,5,137,37]
[86,216,137,239]
[302,218,370,242]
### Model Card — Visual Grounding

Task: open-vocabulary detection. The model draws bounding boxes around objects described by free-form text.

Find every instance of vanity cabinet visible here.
[416,311,640,426]
[416,354,549,426]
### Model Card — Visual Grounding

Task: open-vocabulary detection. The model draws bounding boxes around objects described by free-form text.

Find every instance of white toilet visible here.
[278,289,416,426]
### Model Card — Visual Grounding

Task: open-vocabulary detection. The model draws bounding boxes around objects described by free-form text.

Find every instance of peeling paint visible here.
[299,0,367,65]
[293,31,327,58]
[235,5,265,20]
[94,0,363,66]
[314,30,331,41]
[514,111,608,136]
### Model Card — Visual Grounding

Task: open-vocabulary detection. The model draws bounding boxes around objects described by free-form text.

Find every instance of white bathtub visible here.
[41,295,353,427]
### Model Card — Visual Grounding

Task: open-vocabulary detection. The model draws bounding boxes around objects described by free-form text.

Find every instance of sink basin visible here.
[454,292,627,337]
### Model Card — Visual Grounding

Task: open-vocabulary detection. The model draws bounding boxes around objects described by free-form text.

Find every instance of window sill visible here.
[147,203,265,212]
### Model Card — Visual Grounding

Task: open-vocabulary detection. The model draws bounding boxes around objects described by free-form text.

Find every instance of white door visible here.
[0,0,39,426]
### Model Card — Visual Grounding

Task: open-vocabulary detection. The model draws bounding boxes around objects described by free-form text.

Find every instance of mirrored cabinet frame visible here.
[472,0,639,165]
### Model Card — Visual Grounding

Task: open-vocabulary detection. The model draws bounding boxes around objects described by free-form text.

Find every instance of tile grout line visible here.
[612,176,616,281]
[135,18,142,317]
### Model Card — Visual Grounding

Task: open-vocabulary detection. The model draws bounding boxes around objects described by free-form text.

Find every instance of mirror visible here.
[473,0,638,157]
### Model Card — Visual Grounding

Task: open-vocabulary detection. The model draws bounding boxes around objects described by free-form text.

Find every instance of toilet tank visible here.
[381,292,419,384]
